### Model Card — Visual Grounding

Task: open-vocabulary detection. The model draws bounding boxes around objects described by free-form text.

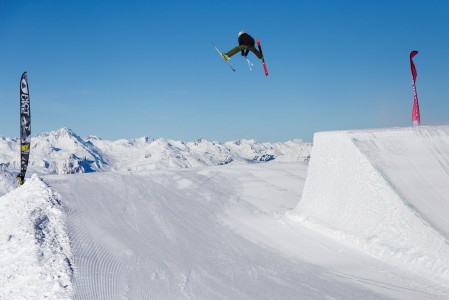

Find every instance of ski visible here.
[212,42,236,72]
[256,39,269,76]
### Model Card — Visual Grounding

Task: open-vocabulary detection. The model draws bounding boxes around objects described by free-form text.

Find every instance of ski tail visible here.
[256,39,268,76]
[213,42,236,72]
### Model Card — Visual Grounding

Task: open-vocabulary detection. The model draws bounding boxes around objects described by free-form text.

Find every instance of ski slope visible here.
[292,126,449,284]
[42,160,448,299]
[2,126,449,299]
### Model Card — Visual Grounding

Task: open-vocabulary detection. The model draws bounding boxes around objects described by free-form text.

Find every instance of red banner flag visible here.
[410,50,420,126]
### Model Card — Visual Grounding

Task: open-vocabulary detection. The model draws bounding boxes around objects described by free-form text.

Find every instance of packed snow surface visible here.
[292,126,449,284]
[2,126,449,299]
[43,162,449,299]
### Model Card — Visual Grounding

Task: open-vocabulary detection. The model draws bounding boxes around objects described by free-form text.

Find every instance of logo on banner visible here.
[21,78,29,94]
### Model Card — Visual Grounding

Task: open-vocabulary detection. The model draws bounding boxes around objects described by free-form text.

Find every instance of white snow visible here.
[1,126,449,299]
[0,128,311,179]
[0,175,74,299]
[0,128,110,177]
[0,167,18,195]
[291,126,449,284]
[42,163,449,299]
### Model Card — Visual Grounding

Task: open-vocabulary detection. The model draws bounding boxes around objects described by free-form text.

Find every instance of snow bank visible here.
[0,175,74,299]
[291,126,449,283]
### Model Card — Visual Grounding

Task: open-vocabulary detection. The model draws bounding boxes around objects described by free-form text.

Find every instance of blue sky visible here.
[1,0,448,142]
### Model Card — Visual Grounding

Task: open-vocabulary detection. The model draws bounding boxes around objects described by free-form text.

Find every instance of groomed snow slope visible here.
[292,126,449,284]
[44,163,449,299]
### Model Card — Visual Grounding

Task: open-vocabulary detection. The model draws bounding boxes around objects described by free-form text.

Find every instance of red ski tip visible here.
[262,62,268,76]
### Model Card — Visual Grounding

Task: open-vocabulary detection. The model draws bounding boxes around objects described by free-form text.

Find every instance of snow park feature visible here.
[291,126,449,285]
[2,126,449,299]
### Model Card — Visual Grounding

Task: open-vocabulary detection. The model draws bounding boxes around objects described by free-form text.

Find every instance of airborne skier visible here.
[220,31,264,61]
[216,31,268,76]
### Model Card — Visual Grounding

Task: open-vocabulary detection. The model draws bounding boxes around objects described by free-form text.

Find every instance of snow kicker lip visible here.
[292,126,449,284]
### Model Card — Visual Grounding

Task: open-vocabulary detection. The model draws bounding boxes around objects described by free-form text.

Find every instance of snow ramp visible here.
[291,126,449,283]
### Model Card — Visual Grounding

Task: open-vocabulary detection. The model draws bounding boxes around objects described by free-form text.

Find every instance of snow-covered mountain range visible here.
[0,128,311,176]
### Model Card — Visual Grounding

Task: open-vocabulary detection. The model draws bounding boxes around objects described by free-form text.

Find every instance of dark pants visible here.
[225,45,263,60]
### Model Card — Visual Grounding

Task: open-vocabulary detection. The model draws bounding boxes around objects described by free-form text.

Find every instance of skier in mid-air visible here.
[221,31,264,61]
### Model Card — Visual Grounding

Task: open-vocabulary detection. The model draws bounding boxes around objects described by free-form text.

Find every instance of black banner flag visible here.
[17,72,31,185]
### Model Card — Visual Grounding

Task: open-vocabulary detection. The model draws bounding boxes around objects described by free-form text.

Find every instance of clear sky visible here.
[1,0,448,142]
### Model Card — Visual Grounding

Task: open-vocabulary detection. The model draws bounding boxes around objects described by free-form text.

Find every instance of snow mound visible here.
[291,126,449,283]
[0,174,74,299]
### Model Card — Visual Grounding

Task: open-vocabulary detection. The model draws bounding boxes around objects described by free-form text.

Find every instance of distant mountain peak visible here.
[0,128,312,176]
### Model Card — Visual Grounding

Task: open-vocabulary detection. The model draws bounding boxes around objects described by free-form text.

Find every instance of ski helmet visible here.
[238,31,247,37]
